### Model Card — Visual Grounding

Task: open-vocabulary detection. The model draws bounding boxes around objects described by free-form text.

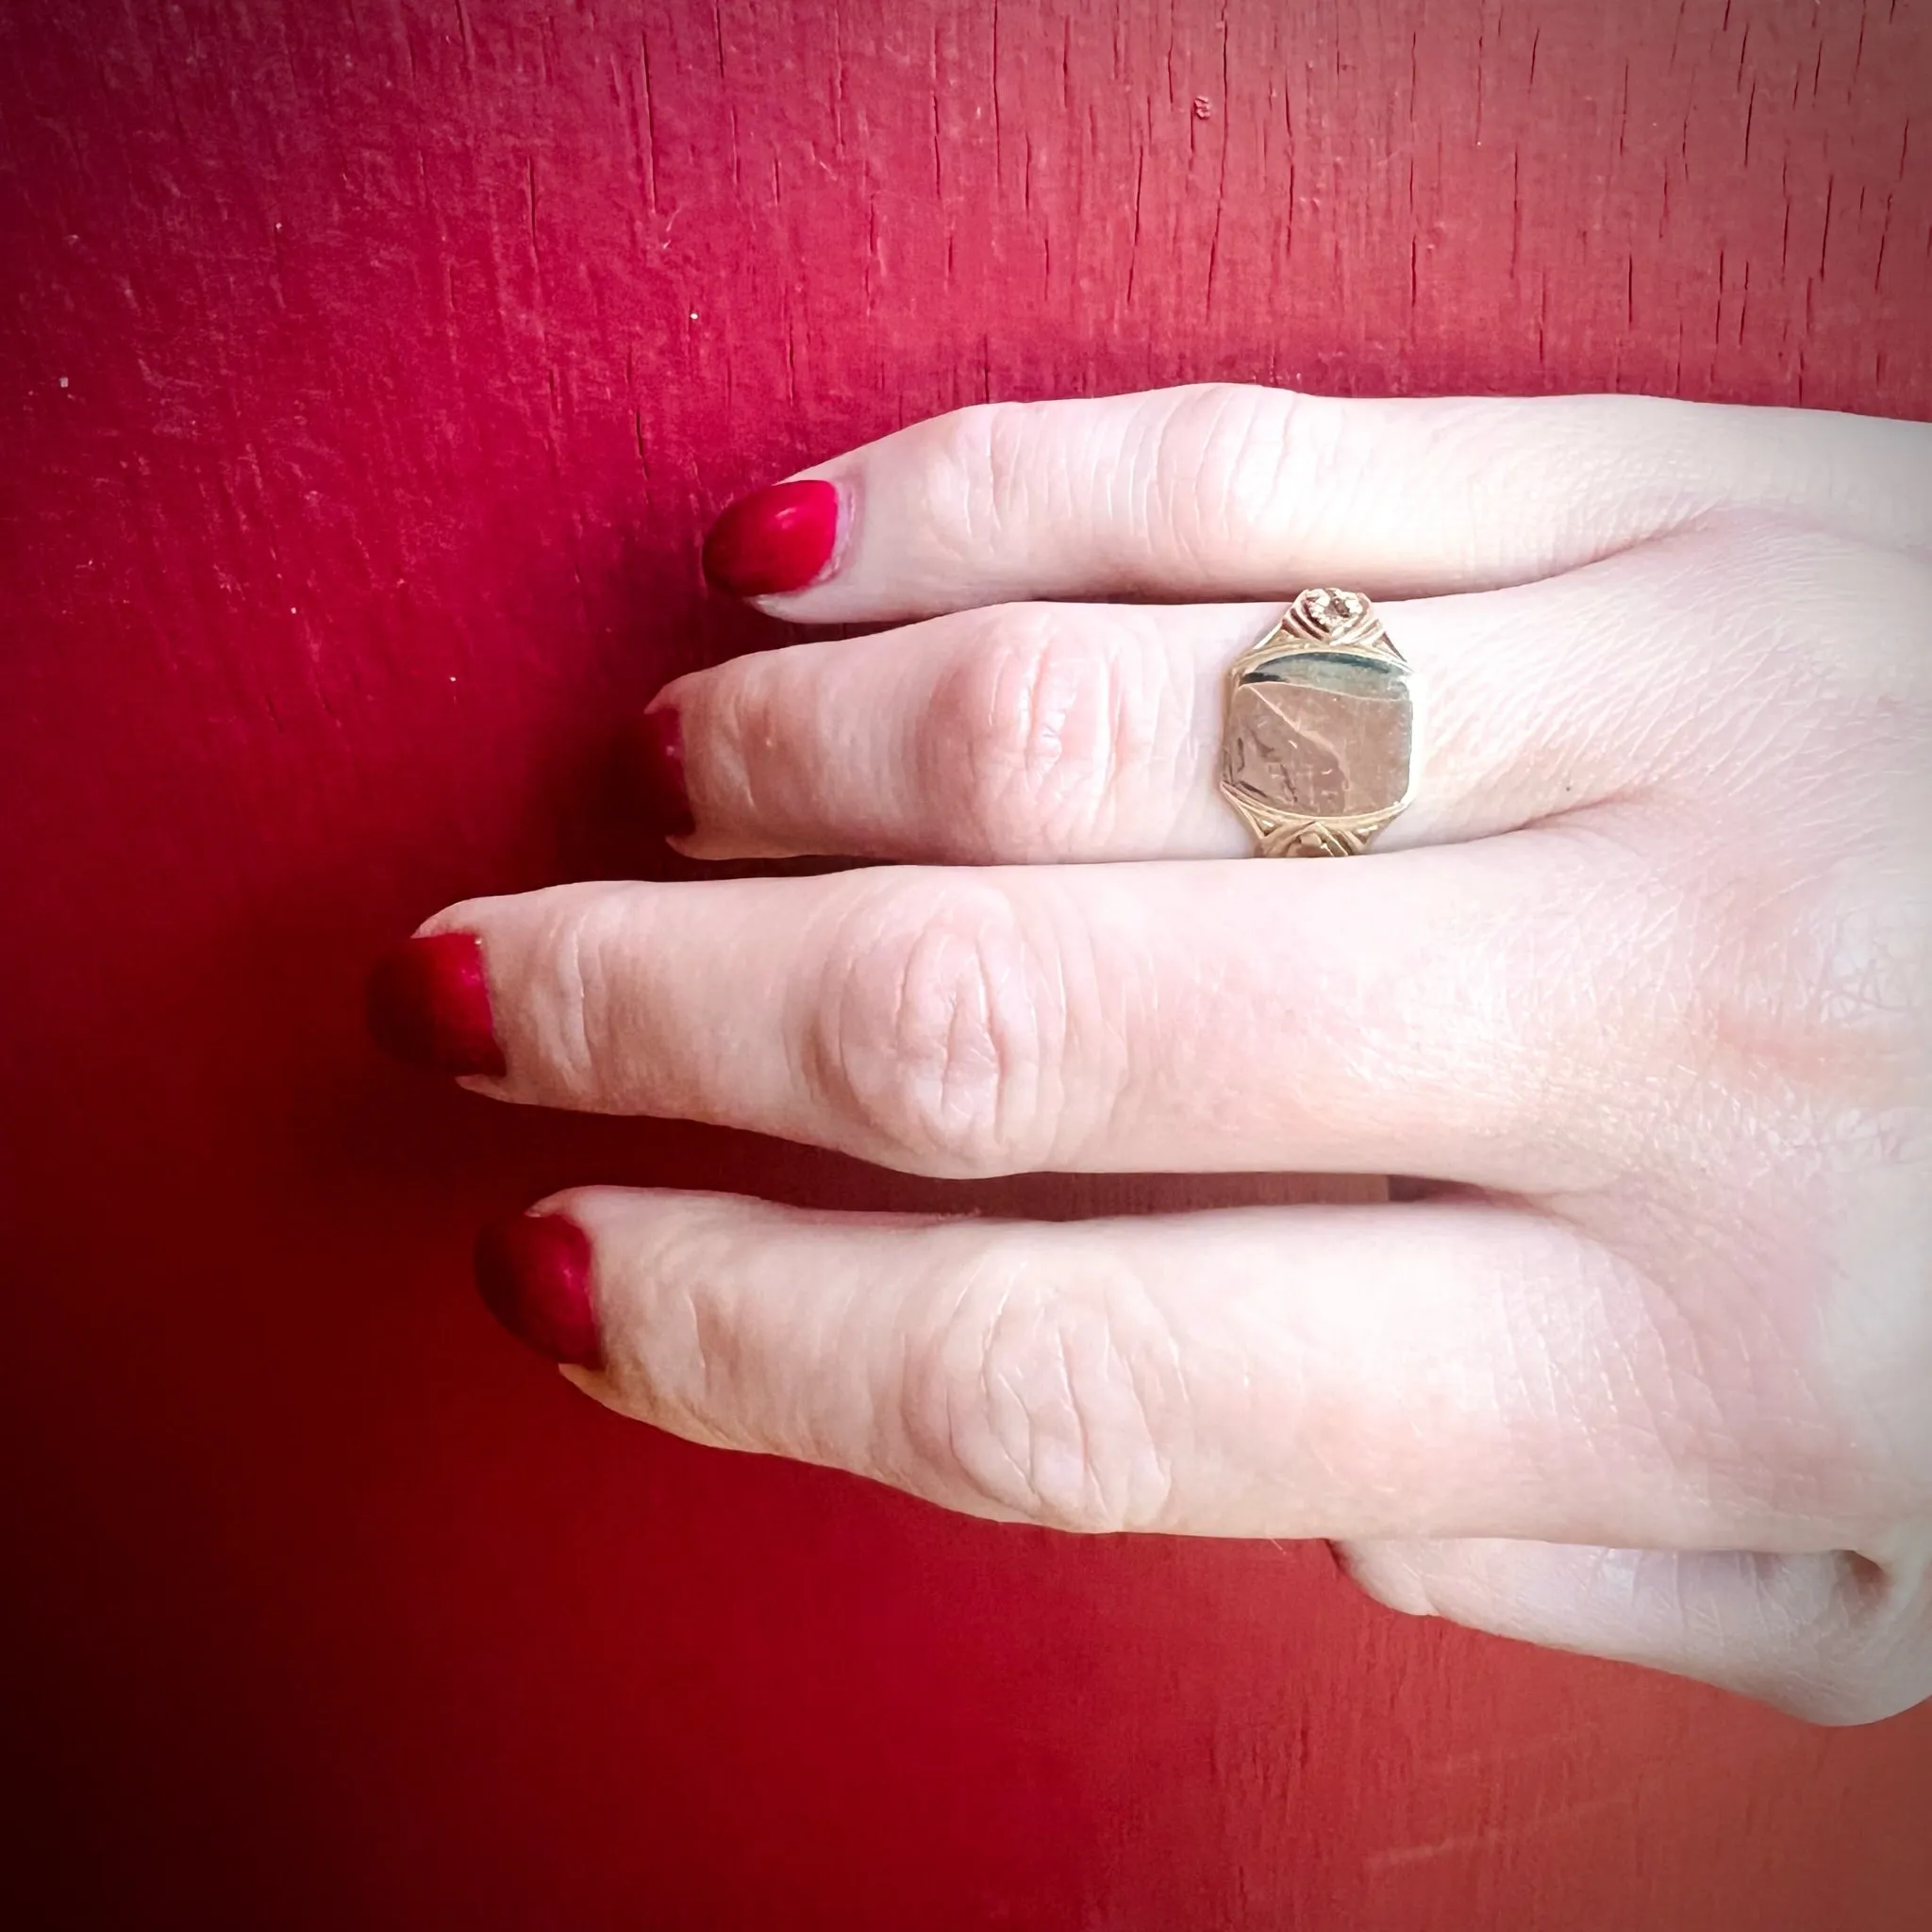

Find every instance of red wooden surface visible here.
[4,1,1930,1924]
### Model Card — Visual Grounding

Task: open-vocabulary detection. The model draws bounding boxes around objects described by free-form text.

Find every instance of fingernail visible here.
[625,705,696,838]
[701,477,841,596]
[365,931,507,1077]
[474,1212,601,1369]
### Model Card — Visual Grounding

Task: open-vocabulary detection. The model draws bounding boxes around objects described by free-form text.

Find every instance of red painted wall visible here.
[4,2,1929,1924]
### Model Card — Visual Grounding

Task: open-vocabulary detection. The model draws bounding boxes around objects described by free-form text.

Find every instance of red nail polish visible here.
[365,931,507,1077]
[701,477,841,596]
[475,1212,601,1369]
[625,705,696,838]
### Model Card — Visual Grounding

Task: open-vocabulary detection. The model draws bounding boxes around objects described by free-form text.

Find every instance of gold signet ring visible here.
[1217,589,1419,858]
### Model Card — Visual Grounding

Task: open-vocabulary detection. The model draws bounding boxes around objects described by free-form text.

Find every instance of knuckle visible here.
[1731,548,1932,1101]
[1563,526,1932,1175]
[919,400,1044,561]
[809,881,1073,1174]
[1680,518,1932,710]
[1140,383,1324,568]
[925,607,1152,857]
[699,656,779,811]
[917,385,1322,581]
[523,887,635,1102]
[900,1245,1179,1531]
[1675,822,1931,1148]
[1730,880,1929,1099]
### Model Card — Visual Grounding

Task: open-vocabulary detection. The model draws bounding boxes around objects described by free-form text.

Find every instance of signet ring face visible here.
[1217,589,1418,858]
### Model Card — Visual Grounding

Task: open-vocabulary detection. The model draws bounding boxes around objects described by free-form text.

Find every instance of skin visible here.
[421,386,1932,1723]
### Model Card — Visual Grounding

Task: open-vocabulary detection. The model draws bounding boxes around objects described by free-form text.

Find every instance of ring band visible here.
[1218,589,1418,858]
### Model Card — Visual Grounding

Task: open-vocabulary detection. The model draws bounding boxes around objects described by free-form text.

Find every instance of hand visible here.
[370,386,1932,1724]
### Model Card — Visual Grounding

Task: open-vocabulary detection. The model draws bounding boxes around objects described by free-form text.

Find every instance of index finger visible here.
[702,385,1932,620]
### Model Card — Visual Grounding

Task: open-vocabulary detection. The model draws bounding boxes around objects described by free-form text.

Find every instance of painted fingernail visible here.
[701,477,841,596]
[475,1212,601,1369]
[625,705,695,838]
[365,931,507,1077]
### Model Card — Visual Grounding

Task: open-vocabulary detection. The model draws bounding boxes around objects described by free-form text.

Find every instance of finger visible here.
[485,1188,1828,1552]
[1338,1538,1932,1725]
[414,836,1634,1191]
[704,385,1932,622]
[656,526,1738,864]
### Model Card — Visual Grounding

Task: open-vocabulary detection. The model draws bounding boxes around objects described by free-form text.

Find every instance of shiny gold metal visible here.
[1218,588,1417,857]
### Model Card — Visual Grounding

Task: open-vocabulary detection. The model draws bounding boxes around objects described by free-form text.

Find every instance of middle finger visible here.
[405,834,1641,1191]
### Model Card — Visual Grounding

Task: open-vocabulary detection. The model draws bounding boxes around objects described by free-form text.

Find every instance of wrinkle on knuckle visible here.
[921,400,1043,564]
[1543,811,1927,1202]
[1662,535,1932,1212]
[921,386,1328,584]
[704,658,783,818]
[1676,523,1932,743]
[1693,858,1931,1130]
[900,1246,1179,1531]
[1141,383,1313,571]
[1680,510,1929,602]
[529,893,622,1099]
[809,883,1071,1174]
[585,1201,777,1453]
[927,607,1148,857]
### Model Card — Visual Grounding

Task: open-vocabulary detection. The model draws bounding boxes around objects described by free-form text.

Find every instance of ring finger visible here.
[648,531,1705,865]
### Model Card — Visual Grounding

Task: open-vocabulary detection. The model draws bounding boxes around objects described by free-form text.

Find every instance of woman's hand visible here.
[370,386,1932,1723]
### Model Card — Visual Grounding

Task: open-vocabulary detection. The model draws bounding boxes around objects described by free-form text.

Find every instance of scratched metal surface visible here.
[2,1,1929,1924]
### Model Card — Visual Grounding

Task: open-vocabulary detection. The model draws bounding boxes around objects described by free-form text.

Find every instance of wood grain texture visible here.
[3,1,1929,1924]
